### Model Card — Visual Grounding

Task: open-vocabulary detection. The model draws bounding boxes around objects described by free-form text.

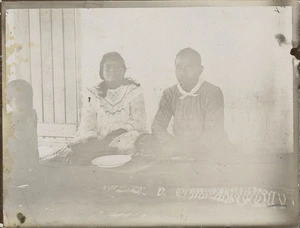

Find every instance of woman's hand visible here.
[69,138,118,165]
[69,146,118,165]
[103,128,127,144]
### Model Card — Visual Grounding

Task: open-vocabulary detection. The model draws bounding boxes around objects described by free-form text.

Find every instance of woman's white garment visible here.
[74,84,147,152]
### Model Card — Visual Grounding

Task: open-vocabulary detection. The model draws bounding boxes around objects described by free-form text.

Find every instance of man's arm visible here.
[151,90,174,145]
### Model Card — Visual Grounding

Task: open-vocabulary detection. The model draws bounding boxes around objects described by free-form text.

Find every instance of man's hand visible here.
[183,142,209,160]
[134,134,160,158]
[161,140,209,160]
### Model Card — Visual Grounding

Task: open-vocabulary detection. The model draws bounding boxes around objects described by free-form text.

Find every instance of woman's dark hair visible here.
[98,52,140,98]
[99,52,126,80]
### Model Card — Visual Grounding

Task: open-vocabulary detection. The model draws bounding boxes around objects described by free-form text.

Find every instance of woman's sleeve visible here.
[122,91,147,133]
[74,89,98,141]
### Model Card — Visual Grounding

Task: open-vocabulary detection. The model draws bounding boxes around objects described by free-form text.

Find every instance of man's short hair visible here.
[6,79,33,101]
[176,48,202,66]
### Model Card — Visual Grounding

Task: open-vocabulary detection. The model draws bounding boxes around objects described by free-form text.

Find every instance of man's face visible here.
[8,97,32,113]
[175,54,201,92]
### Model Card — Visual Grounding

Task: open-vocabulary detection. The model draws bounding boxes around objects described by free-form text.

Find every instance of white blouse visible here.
[74,83,147,152]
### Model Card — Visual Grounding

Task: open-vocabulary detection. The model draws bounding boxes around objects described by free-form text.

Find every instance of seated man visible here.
[151,48,230,159]
[4,79,39,185]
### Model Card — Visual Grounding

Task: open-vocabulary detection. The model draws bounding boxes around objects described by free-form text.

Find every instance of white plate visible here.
[91,155,132,168]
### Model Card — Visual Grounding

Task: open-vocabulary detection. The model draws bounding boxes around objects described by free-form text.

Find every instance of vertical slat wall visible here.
[17,10,31,83]
[14,9,81,134]
[40,9,54,123]
[51,9,66,124]
[63,9,78,124]
[29,9,43,122]
[75,9,82,123]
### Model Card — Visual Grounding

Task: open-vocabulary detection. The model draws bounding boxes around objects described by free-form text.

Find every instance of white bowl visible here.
[91,155,132,168]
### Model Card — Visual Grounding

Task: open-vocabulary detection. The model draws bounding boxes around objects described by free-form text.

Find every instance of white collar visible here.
[177,77,204,100]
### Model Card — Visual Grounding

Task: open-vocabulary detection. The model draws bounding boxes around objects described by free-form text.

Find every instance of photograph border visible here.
[1,0,299,227]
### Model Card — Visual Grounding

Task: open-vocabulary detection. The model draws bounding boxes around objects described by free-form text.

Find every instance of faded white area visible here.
[80,7,294,153]
[4,7,294,154]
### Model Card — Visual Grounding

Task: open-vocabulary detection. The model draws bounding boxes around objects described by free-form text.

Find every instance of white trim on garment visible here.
[177,77,204,100]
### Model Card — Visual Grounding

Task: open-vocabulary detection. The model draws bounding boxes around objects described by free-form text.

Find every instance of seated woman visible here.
[61,52,147,165]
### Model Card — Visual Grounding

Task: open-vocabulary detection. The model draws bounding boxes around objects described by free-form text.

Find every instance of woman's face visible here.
[102,59,125,85]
